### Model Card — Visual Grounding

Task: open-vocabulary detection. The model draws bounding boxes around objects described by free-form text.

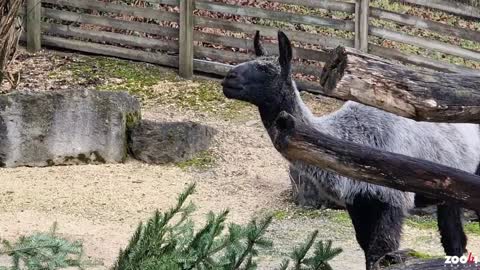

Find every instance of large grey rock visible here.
[0,89,141,167]
[128,120,216,164]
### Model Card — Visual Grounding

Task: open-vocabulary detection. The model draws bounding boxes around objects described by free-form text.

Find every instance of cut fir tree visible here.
[113,183,342,270]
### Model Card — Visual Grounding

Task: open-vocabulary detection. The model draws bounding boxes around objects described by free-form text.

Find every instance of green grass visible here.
[176,151,216,170]
[271,208,352,227]
[406,215,480,236]
[408,250,436,259]
[50,55,177,100]
[50,55,251,119]
[157,78,252,119]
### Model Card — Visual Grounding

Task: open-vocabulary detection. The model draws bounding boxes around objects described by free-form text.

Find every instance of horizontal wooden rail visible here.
[143,0,179,5]
[193,59,231,75]
[401,0,480,19]
[42,0,179,22]
[194,46,322,77]
[194,31,329,62]
[370,26,480,62]
[43,8,179,37]
[370,45,480,75]
[195,1,355,32]
[194,16,354,49]
[194,46,251,63]
[43,23,178,52]
[272,0,355,13]
[41,35,179,67]
[370,7,480,43]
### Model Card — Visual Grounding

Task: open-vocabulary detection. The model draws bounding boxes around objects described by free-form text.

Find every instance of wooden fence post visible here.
[355,0,369,52]
[26,0,41,52]
[179,0,194,79]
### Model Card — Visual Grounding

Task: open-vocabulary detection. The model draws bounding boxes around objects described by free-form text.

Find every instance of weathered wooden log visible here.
[319,46,480,123]
[271,111,480,211]
[383,258,478,270]
[377,249,478,270]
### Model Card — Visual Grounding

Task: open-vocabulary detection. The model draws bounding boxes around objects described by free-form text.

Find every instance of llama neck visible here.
[258,82,313,133]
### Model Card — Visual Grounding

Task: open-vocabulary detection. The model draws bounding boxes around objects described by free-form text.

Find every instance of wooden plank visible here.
[369,45,480,75]
[26,0,41,52]
[194,46,252,63]
[194,31,329,62]
[370,8,480,43]
[401,0,480,20]
[143,0,179,5]
[194,16,354,49]
[370,26,480,62]
[42,0,179,22]
[271,0,355,13]
[179,0,194,79]
[193,59,231,76]
[195,46,322,77]
[195,1,355,32]
[41,35,179,67]
[42,23,178,52]
[43,8,179,37]
[354,0,369,51]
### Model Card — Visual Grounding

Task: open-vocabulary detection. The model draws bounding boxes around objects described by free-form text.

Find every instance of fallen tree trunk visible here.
[383,258,478,270]
[319,46,480,123]
[376,249,478,270]
[271,111,480,212]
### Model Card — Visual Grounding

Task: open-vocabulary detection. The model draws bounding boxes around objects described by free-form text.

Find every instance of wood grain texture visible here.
[271,111,480,212]
[26,0,41,52]
[320,46,480,123]
[179,0,194,79]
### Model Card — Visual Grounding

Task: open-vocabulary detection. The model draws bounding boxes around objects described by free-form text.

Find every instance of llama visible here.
[222,30,480,270]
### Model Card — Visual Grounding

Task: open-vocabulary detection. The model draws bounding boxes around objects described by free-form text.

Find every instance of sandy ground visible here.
[1,50,479,270]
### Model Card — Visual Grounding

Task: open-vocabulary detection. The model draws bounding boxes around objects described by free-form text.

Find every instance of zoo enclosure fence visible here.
[21,0,480,93]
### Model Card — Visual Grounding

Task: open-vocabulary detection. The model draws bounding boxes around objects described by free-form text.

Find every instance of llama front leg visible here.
[347,196,404,270]
[437,203,467,256]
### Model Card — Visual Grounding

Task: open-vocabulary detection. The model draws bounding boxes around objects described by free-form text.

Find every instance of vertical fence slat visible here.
[355,0,369,52]
[179,0,194,79]
[26,0,41,52]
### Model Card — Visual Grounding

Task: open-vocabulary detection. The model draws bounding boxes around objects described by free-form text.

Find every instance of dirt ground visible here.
[0,49,479,270]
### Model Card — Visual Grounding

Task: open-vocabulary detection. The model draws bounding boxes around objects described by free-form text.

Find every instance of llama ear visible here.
[278,31,292,79]
[254,30,267,57]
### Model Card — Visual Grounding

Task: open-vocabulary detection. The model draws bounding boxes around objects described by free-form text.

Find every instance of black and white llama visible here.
[222,30,480,270]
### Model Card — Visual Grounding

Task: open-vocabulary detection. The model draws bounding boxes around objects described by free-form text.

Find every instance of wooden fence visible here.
[21,0,480,93]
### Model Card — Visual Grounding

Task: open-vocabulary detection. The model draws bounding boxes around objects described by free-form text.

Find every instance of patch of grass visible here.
[406,216,480,236]
[155,78,252,120]
[408,250,436,259]
[51,55,178,101]
[271,208,351,226]
[176,150,216,170]
[405,216,437,230]
[465,222,480,235]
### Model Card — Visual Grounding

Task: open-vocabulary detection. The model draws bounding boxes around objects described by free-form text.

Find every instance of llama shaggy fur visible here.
[222,31,480,269]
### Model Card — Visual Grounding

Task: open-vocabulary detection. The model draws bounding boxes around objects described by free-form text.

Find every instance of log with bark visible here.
[319,46,480,123]
[374,249,479,270]
[270,111,480,212]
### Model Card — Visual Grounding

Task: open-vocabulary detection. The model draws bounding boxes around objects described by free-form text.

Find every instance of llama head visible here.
[222,31,294,107]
